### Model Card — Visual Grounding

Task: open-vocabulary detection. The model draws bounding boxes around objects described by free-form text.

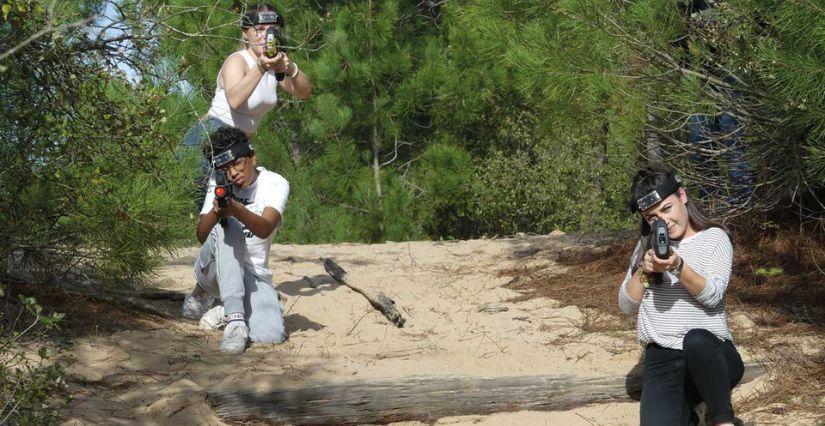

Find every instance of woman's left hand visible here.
[643,249,681,273]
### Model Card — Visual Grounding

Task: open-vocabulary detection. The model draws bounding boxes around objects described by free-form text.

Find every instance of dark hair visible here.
[629,165,730,244]
[203,127,252,161]
[239,3,284,28]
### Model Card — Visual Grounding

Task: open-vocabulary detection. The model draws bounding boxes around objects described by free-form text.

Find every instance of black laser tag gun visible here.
[214,170,233,228]
[650,218,670,285]
[264,27,285,81]
[652,218,670,260]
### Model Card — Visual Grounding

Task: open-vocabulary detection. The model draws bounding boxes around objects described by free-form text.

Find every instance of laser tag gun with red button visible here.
[208,130,255,227]
[264,27,285,81]
[214,171,233,228]
[210,143,250,228]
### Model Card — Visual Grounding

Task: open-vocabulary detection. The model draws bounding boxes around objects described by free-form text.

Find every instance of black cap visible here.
[629,174,682,213]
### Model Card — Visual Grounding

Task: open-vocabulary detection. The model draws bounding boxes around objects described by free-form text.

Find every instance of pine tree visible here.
[1,0,192,286]
[287,0,448,241]
[457,0,825,222]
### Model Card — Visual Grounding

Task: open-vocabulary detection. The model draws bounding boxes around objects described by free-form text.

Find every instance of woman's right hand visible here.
[642,249,680,274]
[257,52,291,74]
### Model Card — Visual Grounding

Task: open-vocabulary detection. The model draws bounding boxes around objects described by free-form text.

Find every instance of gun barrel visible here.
[652,218,670,259]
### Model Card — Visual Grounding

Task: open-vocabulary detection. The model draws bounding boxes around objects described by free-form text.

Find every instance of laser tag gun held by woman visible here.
[264,27,285,81]
[650,218,670,285]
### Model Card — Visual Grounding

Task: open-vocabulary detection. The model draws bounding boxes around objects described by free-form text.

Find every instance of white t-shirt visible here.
[201,167,289,279]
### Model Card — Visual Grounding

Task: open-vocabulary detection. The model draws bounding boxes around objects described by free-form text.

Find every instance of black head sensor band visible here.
[212,142,254,169]
[241,11,284,29]
[630,175,682,212]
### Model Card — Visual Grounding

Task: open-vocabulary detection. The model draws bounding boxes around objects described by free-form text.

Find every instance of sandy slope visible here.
[56,234,801,425]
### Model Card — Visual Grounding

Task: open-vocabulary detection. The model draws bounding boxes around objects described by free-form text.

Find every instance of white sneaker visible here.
[219,321,249,354]
[199,305,226,330]
[181,290,214,320]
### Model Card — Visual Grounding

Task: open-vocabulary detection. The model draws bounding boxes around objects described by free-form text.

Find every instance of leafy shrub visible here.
[0,283,68,424]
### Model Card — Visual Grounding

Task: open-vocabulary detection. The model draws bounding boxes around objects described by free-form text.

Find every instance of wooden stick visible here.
[323,258,406,327]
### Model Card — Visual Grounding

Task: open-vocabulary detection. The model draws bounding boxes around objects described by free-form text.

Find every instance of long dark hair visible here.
[629,165,731,251]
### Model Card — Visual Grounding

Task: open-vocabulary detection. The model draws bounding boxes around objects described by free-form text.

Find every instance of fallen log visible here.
[207,363,763,425]
[78,291,180,318]
[137,288,185,301]
[322,258,405,327]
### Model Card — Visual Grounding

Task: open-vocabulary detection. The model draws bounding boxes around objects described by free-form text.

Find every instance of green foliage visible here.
[1,0,192,285]
[0,283,68,425]
[471,135,633,236]
[157,0,825,243]
[461,0,825,220]
[263,0,441,242]
[414,144,474,238]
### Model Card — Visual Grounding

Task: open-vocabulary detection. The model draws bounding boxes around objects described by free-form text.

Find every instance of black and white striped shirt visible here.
[619,227,733,350]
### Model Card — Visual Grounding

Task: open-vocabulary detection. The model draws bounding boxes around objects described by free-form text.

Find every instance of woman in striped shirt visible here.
[619,166,744,426]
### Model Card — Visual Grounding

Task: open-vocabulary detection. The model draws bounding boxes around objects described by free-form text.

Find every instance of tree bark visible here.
[207,363,763,425]
[368,0,383,211]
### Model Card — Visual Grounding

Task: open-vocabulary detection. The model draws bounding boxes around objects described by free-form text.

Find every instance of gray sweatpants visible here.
[194,219,285,343]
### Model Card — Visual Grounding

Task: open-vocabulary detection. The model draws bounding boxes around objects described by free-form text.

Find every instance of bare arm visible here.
[196,208,220,244]
[278,62,312,100]
[232,203,282,239]
[221,54,268,110]
[624,268,647,302]
[195,199,282,243]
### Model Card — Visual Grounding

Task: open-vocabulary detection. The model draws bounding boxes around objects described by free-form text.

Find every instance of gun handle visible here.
[275,72,285,81]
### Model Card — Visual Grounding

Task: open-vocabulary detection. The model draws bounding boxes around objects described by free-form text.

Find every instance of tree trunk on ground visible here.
[207,363,763,424]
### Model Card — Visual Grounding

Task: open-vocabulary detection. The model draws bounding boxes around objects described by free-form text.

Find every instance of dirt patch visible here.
[3,283,161,338]
[501,238,636,334]
[501,226,825,423]
[726,225,825,418]
[8,229,821,424]
[47,236,646,425]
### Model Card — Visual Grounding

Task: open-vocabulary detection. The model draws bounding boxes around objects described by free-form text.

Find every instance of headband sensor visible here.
[241,11,284,28]
[211,143,254,169]
[630,175,682,212]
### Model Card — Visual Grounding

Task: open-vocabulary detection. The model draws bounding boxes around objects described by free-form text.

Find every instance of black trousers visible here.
[641,329,745,425]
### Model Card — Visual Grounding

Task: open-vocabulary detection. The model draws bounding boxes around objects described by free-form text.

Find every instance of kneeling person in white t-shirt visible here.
[181,127,290,354]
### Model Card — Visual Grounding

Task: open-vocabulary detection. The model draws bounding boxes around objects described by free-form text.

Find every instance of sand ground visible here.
[56,234,810,425]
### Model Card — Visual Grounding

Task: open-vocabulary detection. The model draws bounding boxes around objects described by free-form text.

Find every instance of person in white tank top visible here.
[205,3,312,136]
[179,3,312,208]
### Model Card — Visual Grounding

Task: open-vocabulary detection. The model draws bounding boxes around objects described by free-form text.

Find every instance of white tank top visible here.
[207,50,279,135]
